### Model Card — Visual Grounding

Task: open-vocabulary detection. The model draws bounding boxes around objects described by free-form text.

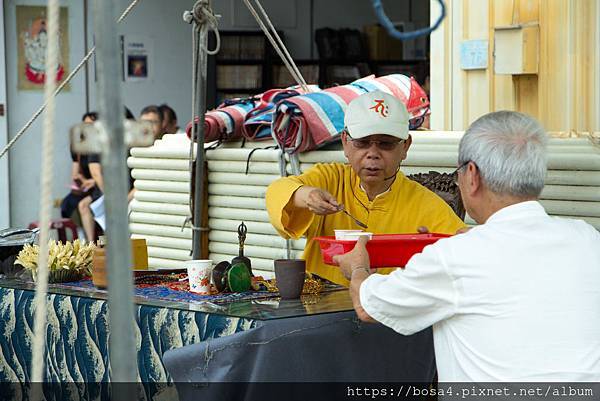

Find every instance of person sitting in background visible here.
[335,111,600,381]
[87,106,138,232]
[60,111,103,241]
[140,105,164,140]
[265,91,464,286]
[159,103,183,135]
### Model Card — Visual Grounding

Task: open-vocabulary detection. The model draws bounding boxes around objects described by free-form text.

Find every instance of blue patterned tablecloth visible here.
[56,278,280,304]
[0,285,257,400]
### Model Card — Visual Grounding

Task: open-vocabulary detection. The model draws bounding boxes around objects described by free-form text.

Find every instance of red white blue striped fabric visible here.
[242,86,319,141]
[185,99,258,143]
[271,74,429,154]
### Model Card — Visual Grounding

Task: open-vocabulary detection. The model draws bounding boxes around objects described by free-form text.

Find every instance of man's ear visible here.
[341,131,350,158]
[403,134,412,151]
[341,131,348,144]
[466,162,481,195]
[396,134,412,162]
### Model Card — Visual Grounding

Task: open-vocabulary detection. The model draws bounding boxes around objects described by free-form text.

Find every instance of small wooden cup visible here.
[92,247,107,289]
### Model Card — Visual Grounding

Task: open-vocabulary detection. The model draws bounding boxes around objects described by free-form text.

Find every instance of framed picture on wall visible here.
[16,5,70,91]
[123,35,153,82]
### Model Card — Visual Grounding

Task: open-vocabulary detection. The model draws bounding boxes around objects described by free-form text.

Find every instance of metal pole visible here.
[192,2,210,259]
[93,0,138,396]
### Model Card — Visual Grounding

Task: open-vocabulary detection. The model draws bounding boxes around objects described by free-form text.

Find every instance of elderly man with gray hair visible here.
[334,111,600,381]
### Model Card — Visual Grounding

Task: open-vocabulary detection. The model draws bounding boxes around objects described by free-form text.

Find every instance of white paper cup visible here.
[341,232,373,241]
[186,259,213,294]
[334,229,363,240]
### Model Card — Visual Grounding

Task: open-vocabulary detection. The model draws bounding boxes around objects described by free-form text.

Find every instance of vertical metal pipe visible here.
[192,9,209,259]
[93,0,138,394]
[83,0,90,112]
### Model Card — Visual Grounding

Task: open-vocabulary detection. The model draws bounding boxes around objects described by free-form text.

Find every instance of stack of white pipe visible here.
[206,141,304,277]
[128,134,194,269]
[128,132,600,273]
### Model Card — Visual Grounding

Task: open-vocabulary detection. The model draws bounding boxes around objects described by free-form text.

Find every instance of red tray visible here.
[314,233,451,268]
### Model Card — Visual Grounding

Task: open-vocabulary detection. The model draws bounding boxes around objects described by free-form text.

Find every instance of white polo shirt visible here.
[360,201,600,381]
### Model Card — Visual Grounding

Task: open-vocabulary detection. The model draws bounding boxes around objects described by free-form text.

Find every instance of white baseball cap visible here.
[344,90,410,140]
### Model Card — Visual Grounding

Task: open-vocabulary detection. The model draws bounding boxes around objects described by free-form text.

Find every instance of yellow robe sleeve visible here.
[265,164,339,240]
[265,178,312,239]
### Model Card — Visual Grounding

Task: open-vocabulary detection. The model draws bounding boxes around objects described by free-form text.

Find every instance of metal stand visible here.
[187,1,213,260]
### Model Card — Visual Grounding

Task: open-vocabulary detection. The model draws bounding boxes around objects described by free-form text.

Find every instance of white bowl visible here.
[335,231,373,241]
[334,229,363,240]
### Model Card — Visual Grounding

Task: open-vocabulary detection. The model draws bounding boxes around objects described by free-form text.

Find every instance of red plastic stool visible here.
[28,218,79,243]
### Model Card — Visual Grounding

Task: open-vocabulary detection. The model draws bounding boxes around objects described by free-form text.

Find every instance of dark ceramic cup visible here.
[274,259,306,299]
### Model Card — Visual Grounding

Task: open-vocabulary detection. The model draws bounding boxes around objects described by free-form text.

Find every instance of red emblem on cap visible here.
[369,99,388,117]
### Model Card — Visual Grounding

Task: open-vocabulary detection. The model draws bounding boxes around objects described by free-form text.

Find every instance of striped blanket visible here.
[242,86,320,141]
[272,74,430,153]
[186,98,258,143]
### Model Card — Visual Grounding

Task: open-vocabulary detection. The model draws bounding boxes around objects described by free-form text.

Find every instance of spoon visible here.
[338,206,368,229]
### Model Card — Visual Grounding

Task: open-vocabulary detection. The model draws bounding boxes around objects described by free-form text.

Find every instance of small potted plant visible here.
[15,240,96,283]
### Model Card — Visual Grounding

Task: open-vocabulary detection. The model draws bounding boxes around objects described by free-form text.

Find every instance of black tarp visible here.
[164,310,435,401]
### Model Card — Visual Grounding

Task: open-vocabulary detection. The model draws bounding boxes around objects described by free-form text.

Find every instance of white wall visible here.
[85,0,194,124]
[5,0,197,228]
[0,3,9,229]
[5,0,87,228]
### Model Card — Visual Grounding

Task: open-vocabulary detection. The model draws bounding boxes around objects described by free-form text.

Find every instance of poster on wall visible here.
[123,36,153,82]
[16,6,70,91]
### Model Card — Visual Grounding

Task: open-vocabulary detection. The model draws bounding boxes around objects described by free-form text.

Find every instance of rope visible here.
[181,216,210,233]
[239,0,310,257]
[183,1,221,55]
[0,0,142,160]
[244,145,277,174]
[30,0,60,388]
[187,21,201,222]
[116,0,141,23]
[289,152,301,175]
[372,0,446,41]
[244,0,308,91]
[251,0,309,90]
[0,49,93,160]
[242,0,310,93]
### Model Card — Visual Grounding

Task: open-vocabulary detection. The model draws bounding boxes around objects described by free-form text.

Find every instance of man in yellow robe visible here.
[266,91,464,285]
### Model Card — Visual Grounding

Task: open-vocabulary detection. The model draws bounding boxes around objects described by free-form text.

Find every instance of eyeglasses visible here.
[346,133,404,151]
[452,160,474,185]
